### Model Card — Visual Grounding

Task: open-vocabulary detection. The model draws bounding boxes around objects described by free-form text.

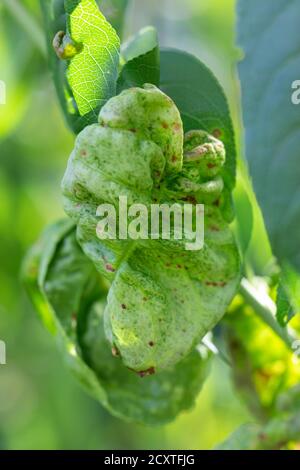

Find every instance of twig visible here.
[201,336,232,367]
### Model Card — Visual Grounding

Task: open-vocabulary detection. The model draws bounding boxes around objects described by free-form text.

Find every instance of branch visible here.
[2,0,46,58]
[240,277,297,350]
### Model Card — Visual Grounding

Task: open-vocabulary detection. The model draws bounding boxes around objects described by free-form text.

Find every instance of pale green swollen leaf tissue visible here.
[61,84,240,374]
[160,49,237,200]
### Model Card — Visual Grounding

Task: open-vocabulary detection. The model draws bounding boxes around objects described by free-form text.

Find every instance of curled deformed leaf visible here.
[62,85,240,374]
[160,49,237,204]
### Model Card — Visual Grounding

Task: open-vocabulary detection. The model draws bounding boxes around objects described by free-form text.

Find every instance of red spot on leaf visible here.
[184,195,197,204]
[105,264,115,273]
[138,367,155,378]
[111,346,120,357]
[212,129,222,138]
[209,225,220,232]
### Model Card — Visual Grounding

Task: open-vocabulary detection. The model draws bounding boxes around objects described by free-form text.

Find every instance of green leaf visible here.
[237,0,300,273]
[41,0,120,133]
[160,48,236,196]
[276,283,295,327]
[121,25,158,62]
[117,26,160,92]
[22,220,211,425]
[80,301,211,425]
[276,262,300,326]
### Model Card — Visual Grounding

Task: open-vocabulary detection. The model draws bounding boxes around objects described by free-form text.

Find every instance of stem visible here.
[240,277,296,349]
[2,0,46,58]
[201,336,232,367]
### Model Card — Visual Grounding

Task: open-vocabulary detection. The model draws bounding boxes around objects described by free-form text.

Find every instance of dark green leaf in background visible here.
[121,25,158,62]
[117,26,160,92]
[237,0,300,273]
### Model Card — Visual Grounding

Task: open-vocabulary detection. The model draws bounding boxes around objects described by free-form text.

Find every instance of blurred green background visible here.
[0,0,268,450]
